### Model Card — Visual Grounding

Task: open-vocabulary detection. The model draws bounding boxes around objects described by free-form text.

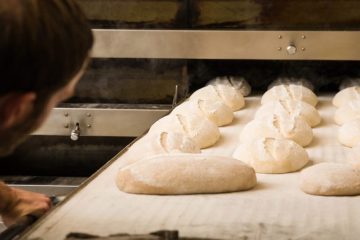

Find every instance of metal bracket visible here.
[277,34,307,55]
[63,111,94,137]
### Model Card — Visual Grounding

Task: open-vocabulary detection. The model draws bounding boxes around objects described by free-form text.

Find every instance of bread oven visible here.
[3,0,360,239]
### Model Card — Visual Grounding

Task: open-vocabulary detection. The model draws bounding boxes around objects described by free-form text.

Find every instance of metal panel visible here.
[76,0,188,29]
[92,29,360,60]
[190,0,360,30]
[33,108,169,137]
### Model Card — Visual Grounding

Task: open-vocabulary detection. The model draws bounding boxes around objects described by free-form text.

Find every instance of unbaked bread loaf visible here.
[255,99,321,127]
[333,86,360,107]
[149,114,220,149]
[190,85,245,111]
[233,138,309,174]
[116,154,257,195]
[334,100,360,125]
[240,114,313,147]
[338,119,360,147]
[207,76,251,96]
[300,163,360,196]
[119,131,201,168]
[261,84,318,107]
[172,99,234,126]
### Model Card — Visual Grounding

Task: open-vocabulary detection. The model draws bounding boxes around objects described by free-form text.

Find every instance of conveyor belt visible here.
[21,96,360,240]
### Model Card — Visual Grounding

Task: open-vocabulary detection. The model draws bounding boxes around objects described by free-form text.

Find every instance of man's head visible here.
[0,0,93,156]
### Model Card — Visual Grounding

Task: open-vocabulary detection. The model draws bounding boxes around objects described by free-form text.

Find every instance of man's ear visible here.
[0,92,37,129]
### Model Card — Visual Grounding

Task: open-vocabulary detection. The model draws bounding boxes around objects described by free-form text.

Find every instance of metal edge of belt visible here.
[18,134,145,240]
[91,29,360,60]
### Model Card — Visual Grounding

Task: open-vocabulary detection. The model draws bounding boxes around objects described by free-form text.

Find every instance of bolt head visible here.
[286,45,297,55]
[70,133,79,141]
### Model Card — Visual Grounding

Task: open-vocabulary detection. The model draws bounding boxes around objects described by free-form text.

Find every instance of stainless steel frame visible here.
[92,29,360,60]
[33,108,169,137]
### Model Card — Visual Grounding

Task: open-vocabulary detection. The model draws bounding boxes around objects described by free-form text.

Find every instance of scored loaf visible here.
[338,119,360,147]
[149,113,220,149]
[261,84,318,107]
[333,86,360,107]
[233,138,309,174]
[207,76,251,97]
[190,84,245,111]
[116,154,257,195]
[171,99,234,127]
[255,99,321,127]
[118,131,201,168]
[240,114,313,147]
[334,99,360,125]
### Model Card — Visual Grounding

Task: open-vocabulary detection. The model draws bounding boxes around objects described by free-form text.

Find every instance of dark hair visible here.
[0,0,93,96]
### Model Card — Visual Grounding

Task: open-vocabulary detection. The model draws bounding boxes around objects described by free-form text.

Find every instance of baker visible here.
[0,0,93,226]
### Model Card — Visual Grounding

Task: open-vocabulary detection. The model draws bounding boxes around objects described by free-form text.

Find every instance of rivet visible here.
[301,47,306,51]
[87,113,91,117]
[64,113,69,117]
[278,35,282,39]
[87,124,91,128]
[64,124,69,128]
[277,47,282,51]
[301,35,306,39]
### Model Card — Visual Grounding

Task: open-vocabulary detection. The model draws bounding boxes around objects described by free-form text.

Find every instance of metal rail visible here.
[33,107,169,137]
[92,29,360,60]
